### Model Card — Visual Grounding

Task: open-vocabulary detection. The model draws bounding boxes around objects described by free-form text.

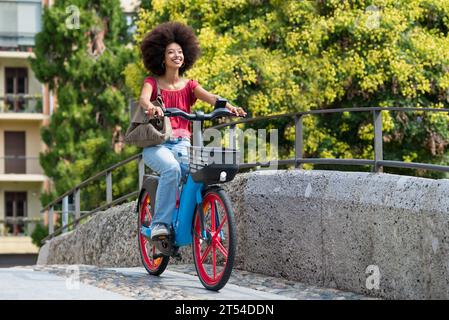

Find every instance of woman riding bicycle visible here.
[139,21,247,240]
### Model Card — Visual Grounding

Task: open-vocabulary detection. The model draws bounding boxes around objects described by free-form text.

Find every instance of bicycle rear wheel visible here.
[137,189,169,276]
[192,187,236,291]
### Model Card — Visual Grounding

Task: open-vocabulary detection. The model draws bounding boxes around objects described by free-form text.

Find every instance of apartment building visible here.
[0,1,139,255]
[0,0,52,252]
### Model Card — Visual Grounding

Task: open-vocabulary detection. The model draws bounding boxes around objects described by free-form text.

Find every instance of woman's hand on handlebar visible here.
[145,105,164,118]
[226,104,247,117]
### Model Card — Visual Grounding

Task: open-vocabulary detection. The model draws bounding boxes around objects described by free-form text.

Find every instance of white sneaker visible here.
[151,224,169,240]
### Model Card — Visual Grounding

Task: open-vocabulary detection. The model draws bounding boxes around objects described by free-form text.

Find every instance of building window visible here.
[5,68,28,112]
[0,0,42,48]
[5,192,27,236]
[4,131,26,174]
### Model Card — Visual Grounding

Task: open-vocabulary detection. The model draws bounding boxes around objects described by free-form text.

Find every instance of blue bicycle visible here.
[137,105,243,291]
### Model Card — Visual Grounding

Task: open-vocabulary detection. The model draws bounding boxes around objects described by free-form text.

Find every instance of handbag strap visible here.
[154,77,165,110]
[154,78,161,98]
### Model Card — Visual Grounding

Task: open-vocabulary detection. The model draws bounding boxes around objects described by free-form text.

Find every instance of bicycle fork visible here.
[195,187,208,241]
[195,194,225,243]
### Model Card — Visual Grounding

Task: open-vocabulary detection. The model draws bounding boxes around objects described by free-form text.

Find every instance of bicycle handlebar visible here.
[162,107,245,121]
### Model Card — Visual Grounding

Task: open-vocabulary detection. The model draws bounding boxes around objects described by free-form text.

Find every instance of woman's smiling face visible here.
[164,42,184,69]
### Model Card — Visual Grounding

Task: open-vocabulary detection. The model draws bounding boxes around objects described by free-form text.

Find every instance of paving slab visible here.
[0,264,375,300]
[0,267,132,300]
[105,267,292,300]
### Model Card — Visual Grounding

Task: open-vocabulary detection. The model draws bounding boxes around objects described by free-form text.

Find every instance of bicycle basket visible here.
[188,146,240,184]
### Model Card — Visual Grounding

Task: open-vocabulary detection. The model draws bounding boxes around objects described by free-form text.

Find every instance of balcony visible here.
[0,217,42,238]
[0,156,46,182]
[0,94,42,113]
[0,94,48,121]
[0,0,42,48]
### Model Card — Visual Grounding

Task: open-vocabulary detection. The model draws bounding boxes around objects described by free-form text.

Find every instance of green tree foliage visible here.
[31,0,139,208]
[31,222,48,248]
[125,0,449,178]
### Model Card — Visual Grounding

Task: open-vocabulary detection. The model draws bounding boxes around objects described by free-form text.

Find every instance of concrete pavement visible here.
[0,264,374,300]
[105,267,292,300]
[0,267,131,300]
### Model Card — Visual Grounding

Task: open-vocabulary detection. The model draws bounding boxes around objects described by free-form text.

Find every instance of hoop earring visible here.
[161,61,165,68]
[181,62,185,68]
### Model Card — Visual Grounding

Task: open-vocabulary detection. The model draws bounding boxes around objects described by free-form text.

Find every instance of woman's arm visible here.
[193,85,247,117]
[139,82,164,118]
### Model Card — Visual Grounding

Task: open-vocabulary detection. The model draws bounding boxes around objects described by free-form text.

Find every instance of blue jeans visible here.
[142,137,190,228]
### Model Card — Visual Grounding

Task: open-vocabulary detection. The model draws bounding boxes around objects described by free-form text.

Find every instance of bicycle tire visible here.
[192,187,236,291]
[137,188,170,276]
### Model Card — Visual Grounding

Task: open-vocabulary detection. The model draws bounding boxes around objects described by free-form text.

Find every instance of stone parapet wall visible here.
[38,170,449,299]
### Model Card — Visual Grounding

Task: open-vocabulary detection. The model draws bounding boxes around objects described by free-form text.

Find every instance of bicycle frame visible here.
[172,174,204,246]
[141,119,208,247]
[173,119,211,246]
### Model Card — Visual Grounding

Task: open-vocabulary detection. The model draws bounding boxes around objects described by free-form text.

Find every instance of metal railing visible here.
[0,94,43,113]
[212,106,449,173]
[40,153,145,243]
[0,156,43,175]
[40,106,449,243]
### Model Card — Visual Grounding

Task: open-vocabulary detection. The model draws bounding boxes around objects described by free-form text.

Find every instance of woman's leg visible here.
[166,138,190,179]
[142,144,181,229]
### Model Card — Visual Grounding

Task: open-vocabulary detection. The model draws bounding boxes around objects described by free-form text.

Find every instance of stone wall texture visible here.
[38,170,449,299]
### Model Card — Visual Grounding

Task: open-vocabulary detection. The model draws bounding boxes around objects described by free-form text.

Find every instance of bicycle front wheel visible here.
[192,187,236,291]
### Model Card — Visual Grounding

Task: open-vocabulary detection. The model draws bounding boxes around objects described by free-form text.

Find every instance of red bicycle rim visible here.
[139,193,162,271]
[193,192,230,286]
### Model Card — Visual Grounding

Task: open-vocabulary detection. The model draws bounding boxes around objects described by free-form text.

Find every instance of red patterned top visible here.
[144,76,199,138]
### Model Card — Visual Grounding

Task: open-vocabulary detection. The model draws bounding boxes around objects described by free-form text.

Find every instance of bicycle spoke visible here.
[212,246,217,279]
[211,201,216,232]
[215,240,228,259]
[144,205,151,219]
[201,244,212,264]
[215,215,227,236]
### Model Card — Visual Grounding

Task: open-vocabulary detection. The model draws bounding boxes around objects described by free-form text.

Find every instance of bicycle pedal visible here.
[155,238,172,256]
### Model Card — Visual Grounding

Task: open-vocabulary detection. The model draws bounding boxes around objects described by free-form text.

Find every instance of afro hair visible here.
[140,22,201,76]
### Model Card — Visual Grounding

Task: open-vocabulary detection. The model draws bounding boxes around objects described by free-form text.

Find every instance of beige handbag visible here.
[124,80,172,148]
